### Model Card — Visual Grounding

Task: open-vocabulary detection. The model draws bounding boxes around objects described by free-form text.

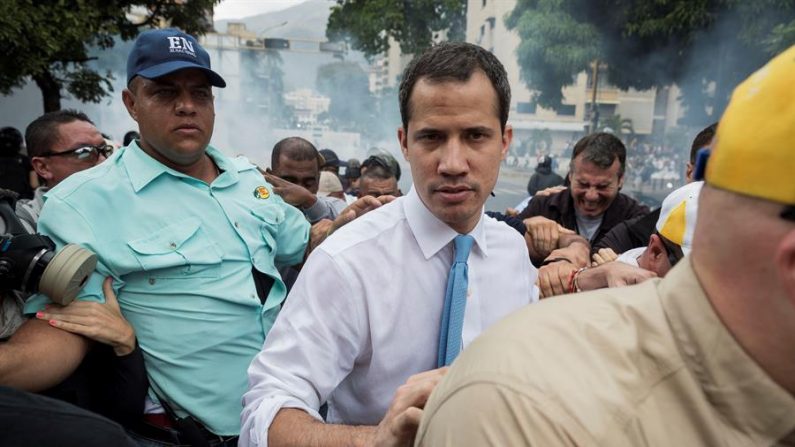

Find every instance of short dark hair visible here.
[123,130,140,146]
[570,132,626,176]
[398,42,511,132]
[690,122,717,163]
[25,110,94,157]
[0,127,23,156]
[271,137,322,170]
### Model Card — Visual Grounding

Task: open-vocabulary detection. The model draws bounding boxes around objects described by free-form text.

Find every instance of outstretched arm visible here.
[0,318,90,391]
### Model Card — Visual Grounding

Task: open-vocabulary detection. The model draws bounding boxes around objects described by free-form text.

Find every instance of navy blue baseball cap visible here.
[126,28,226,88]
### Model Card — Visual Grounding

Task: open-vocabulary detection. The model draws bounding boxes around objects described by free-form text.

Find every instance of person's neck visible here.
[139,141,219,184]
[692,255,795,395]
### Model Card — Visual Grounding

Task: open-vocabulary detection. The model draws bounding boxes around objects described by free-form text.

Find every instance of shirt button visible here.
[169,242,177,249]
[234,221,240,228]
[149,278,156,285]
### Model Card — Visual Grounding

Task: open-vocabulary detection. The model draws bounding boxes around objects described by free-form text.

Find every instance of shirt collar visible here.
[403,187,488,260]
[660,260,795,441]
[122,141,240,192]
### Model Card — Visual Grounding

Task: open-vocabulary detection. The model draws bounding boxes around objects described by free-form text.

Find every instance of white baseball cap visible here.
[656,181,703,256]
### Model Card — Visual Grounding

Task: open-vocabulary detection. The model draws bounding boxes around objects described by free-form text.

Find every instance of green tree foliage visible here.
[0,0,219,112]
[505,0,795,125]
[326,0,467,58]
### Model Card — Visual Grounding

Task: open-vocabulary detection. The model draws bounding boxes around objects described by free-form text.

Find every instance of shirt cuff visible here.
[240,395,323,447]
[302,198,327,223]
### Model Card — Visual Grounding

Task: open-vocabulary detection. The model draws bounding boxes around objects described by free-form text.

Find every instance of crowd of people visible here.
[0,27,793,447]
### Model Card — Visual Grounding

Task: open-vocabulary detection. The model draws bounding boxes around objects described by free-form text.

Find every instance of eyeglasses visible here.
[40,143,113,161]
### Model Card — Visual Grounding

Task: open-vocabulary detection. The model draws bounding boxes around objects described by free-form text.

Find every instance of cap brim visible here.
[135,60,226,87]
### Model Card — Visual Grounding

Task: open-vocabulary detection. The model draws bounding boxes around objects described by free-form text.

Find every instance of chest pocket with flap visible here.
[127,217,222,278]
[250,204,285,256]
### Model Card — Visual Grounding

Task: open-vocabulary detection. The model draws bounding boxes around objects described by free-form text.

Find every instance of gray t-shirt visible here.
[575,212,603,242]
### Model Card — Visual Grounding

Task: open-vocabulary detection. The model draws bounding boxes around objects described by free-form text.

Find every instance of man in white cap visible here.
[566,181,703,292]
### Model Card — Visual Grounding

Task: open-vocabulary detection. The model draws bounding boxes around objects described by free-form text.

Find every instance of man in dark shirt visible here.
[594,123,717,256]
[519,132,648,263]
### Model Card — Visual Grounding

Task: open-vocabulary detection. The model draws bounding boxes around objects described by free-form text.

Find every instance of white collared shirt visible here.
[240,188,538,447]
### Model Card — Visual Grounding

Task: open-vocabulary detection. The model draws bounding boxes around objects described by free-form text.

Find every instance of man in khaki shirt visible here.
[416,45,795,447]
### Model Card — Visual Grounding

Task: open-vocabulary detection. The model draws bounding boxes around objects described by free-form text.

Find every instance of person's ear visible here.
[685,163,694,182]
[775,228,795,306]
[647,234,669,273]
[30,157,54,184]
[398,126,409,161]
[501,124,513,160]
[122,89,138,121]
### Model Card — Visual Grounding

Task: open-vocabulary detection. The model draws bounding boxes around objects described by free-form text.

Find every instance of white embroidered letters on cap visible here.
[166,36,196,57]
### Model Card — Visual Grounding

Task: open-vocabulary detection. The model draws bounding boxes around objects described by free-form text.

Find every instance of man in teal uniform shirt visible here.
[10,29,312,441]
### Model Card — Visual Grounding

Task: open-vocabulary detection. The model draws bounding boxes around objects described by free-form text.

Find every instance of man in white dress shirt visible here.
[240,42,538,447]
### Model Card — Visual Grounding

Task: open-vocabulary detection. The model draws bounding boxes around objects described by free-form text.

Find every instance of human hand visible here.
[370,367,449,447]
[36,277,135,356]
[534,185,567,197]
[602,262,657,288]
[263,173,316,208]
[504,207,519,217]
[524,216,575,257]
[592,247,618,266]
[308,218,335,253]
[333,195,395,233]
[537,260,578,298]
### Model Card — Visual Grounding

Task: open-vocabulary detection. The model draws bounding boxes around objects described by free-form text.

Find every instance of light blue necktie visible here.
[437,234,475,368]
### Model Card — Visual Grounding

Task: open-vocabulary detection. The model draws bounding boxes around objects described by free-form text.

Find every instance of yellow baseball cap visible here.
[706,44,795,205]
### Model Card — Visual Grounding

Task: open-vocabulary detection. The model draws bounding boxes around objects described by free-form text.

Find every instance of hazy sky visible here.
[213,0,306,20]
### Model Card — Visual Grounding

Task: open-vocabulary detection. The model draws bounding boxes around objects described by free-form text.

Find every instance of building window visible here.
[517,101,537,114]
[482,0,487,7]
[558,105,576,116]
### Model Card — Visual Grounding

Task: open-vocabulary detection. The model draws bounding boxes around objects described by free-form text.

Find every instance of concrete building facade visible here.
[467,0,684,156]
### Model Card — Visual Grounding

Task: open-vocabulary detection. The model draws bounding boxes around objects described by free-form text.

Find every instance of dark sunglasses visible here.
[40,143,113,160]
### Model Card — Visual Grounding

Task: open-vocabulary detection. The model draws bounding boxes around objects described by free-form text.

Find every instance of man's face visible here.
[399,71,511,234]
[32,120,106,187]
[122,69,214,167]
[272,156,320,194]
[358,176,399,198]
[568,156,624,218]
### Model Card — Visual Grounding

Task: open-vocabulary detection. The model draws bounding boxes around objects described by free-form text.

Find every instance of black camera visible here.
[0,190,96,305]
